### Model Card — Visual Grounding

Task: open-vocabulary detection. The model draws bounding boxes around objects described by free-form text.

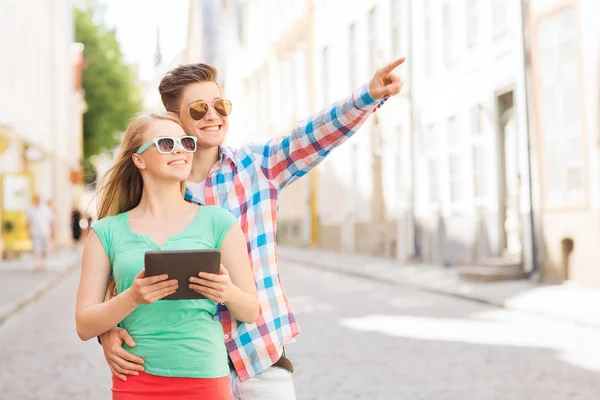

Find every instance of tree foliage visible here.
[75,5,142,172]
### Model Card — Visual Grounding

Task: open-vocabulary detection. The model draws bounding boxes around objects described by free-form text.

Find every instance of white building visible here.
[310,0,413,256]
[196,0,409,250]
[0,0,83,255]
[212,0,413,253]
[527,0,600,285]
[409,0,535,277]
[194,0,600,286]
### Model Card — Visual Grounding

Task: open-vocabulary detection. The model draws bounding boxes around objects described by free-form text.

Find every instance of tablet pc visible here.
[144,249,221,300]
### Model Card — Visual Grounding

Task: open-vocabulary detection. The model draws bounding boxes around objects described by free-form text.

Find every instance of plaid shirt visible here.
[184,84,384,381]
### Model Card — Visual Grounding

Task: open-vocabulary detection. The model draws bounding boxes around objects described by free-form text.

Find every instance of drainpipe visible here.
[307,0,319,248]
[407,0,418,260]
[519,0,538,276]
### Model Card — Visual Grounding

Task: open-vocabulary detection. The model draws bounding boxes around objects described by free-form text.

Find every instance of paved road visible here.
[1,259,599,399]
[0,267,109,399]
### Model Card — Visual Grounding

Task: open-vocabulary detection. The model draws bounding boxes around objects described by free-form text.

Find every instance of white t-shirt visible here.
[186,179,206,204]
[26,203,54,238]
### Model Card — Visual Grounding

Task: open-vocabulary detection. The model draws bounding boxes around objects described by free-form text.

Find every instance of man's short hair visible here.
[158,63,219,113]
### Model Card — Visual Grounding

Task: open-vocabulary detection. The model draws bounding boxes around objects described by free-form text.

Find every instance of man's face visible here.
[177,81,229,149]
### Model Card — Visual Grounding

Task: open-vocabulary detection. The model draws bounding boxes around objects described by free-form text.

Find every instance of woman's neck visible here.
[133,178,189,219]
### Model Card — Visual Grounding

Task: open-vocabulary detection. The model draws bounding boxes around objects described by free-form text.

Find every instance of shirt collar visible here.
[219,145,238,166]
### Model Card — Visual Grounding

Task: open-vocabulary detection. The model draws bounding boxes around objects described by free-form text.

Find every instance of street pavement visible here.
[0,247,82,325]
[1,257,599,399]
[279,246,600,329]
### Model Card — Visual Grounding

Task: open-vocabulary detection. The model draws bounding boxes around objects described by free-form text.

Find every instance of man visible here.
[26,195,54,270]
[99,57,405,399]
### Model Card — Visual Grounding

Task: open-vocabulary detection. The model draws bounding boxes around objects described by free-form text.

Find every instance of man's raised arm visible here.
[254,58,405,190]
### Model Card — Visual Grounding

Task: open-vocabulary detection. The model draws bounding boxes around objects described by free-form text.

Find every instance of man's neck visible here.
[188,146,220,183]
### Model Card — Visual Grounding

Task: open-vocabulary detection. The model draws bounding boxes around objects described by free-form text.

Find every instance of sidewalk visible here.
[278,246,600,329]
[0,246,82,325]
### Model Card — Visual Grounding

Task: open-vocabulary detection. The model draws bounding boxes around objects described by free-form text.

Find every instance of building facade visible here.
[194,0,599,286]
[186,0,310,244]
[0,0,84,256]
[410,0,536,277]
[528,0,600,284]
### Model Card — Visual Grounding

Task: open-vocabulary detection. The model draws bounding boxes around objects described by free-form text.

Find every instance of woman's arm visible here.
[219,224,259,323]
[75,230,178,341]
[190,224,259,323]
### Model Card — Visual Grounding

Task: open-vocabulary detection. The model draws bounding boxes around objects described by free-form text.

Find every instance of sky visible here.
[100,0,190,81]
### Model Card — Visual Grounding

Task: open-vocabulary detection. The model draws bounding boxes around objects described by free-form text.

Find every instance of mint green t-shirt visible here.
[91,205,237,378]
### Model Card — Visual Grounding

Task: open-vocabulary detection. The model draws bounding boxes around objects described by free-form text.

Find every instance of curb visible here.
[279,253,600,331]
[0,261,79,327]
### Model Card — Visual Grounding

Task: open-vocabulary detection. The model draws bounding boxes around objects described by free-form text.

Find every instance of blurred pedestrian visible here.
[99,58,405,399]
[47,199,57,251]
[71,208,83,242]
[26,195,54,270]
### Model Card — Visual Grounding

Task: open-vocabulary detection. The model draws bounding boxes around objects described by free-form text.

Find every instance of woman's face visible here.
[133,119,193,182]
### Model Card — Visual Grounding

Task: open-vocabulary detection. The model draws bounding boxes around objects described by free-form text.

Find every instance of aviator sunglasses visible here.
[187,99,233,121]
[136,136,197,155]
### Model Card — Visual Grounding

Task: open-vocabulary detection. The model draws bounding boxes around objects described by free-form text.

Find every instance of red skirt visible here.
[112,372,231,400]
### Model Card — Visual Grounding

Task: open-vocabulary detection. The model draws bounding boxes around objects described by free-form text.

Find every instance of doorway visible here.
[496,90,523,261]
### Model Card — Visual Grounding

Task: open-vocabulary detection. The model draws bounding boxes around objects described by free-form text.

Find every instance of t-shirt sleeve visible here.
[210,207,238,249]
[90,217,113,259]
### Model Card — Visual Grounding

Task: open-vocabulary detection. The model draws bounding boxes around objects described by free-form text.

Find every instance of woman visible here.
[75,112,258,399]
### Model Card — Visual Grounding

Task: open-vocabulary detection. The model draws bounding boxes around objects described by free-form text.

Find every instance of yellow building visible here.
[0,0,84,257]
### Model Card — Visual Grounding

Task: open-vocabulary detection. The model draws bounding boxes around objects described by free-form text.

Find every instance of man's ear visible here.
[132,154,146,170]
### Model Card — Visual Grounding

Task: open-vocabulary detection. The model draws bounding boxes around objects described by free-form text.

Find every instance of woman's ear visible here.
[132,154,146,170]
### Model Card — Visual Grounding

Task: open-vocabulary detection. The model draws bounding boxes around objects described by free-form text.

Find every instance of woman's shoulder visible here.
[201,205,237,220]
[90,212,127,232]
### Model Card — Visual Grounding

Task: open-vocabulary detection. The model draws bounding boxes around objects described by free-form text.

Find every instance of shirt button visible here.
[224,334,229,339]
[220,302,225,305]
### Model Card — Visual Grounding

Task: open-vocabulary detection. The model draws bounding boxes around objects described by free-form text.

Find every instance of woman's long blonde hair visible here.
[96,112,186,299]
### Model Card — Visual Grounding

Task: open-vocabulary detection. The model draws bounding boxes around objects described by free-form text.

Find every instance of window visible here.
[424,1,434,75]
[282,59,293,123]
[349,23,357,90]
[471,105,486,199]
[473,145,486,198]
[492,0,508,41]
[537,7,583,204]
[446,116,459,145]
[368,7,378,71]
[470,105,483,134]
[259,71,269,134]
[236,0,247,45]
[421,124,436,153]
[449,154,462,203]
[427,158,440,204]
[396,125,403,198]
[446,116,463,203]
[466,0,478,48]
[429,159,439,203]
[442,2,454,67]
[390,0,402,58]
[322,46,330,106]
[423,124,439,205]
